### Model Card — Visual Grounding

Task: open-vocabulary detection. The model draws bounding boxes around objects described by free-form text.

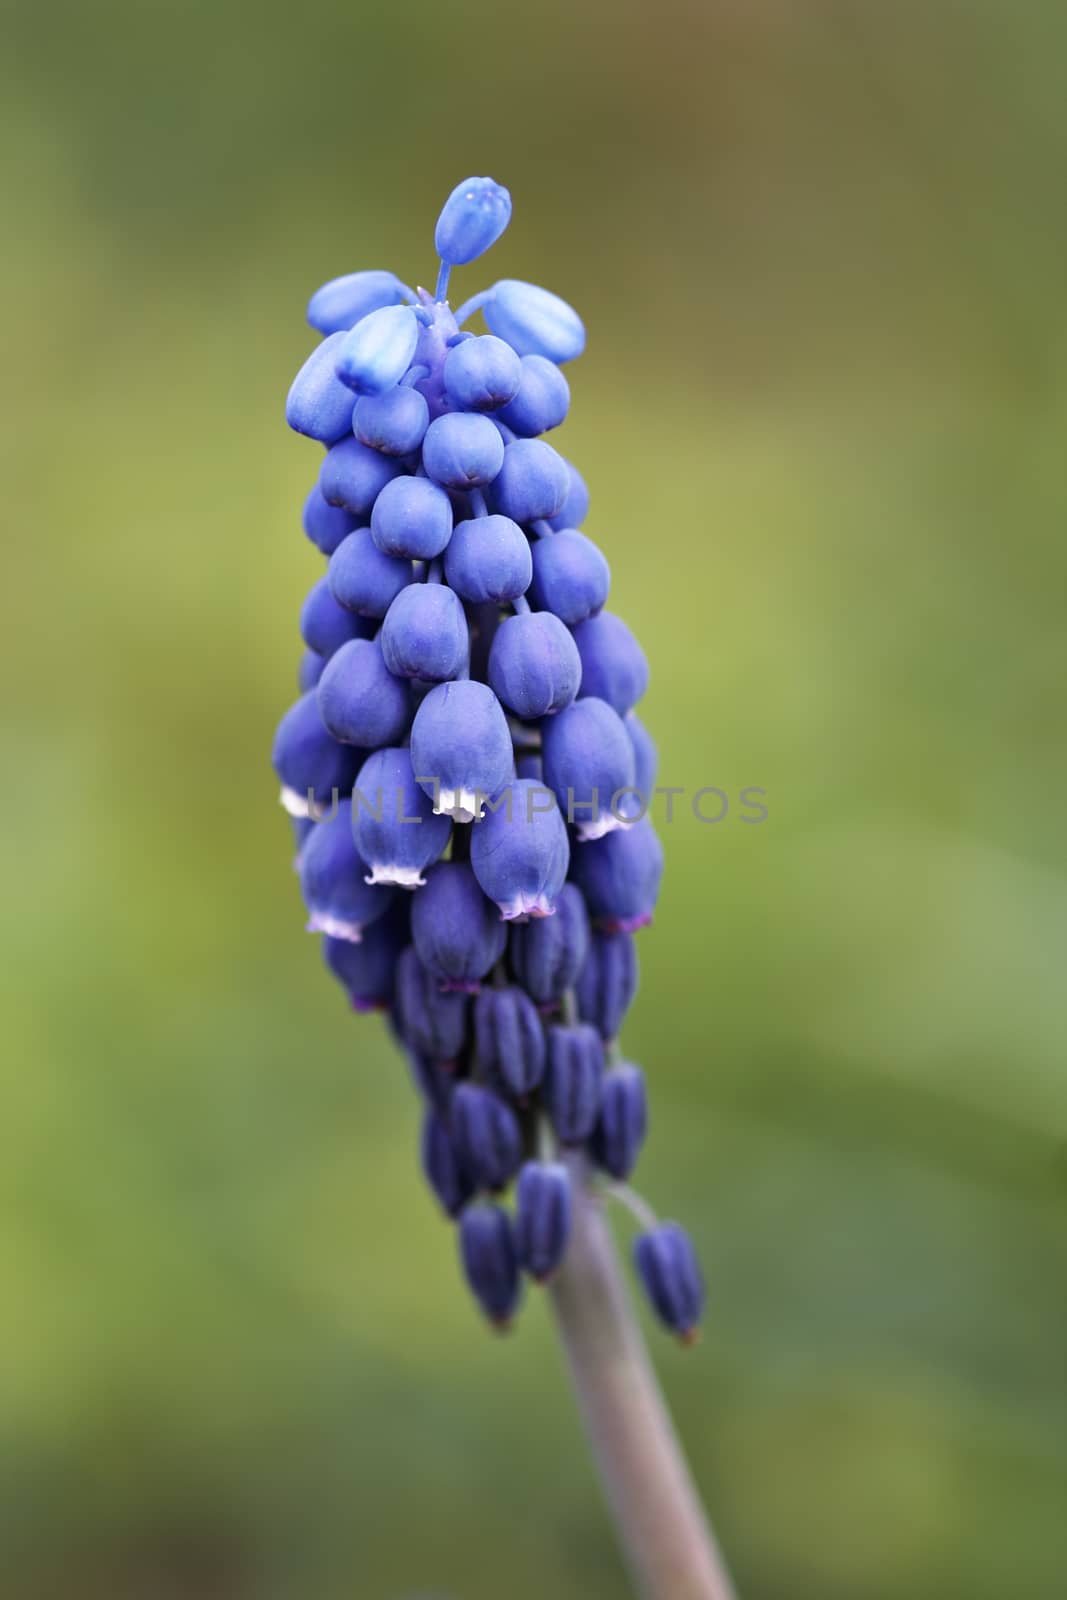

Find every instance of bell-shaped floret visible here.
[316,637,412,747]
[298,800,394,942]
[542,697,635,841]
[570,817,664,933]
[381,583,468,683]
[470,779,570,921]
[410,679,513,823]
[351,746,451,888]
[529,529,609,626]
[411,862,507,990]
[489,611,581,719]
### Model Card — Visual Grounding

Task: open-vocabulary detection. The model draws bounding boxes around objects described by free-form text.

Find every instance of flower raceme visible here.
[274,177,704,1341]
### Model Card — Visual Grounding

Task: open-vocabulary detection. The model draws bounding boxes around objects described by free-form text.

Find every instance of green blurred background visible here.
[3,1,1065,1595]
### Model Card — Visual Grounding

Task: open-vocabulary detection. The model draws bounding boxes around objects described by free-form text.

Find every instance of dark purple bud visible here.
[322,900,408,1012]
[514,1161,572,1281]
[410,679,514,823]
[328,527,413,619]
[488,611,581,720]
[300,576,374,660]
[298,800,394,942]
[451,1082,523,1191]
[396,945,469,1065]
[351,746,451,888]
[319,436,402,517]
[272,692,360,813]
[529,529,610,626]
[508,882,590,1006]
[633,1222,705,1343]
[576,929,638,1040]
[542,697,635,841]
[473,985,546,1097]
[411,862,507,990]
[545,1023,604,1144]
[286,332,360,444]
[470,779,569,921]
[572,611,650,715]
[316,637,412,748]
[405,1048,453,1115]
[421,1109,475,1217]
[302,484,358,556]
[490,438,569,523]
[458,1203,522,1328]
[381,583,469,683]
[570,817,664,933]
[589,1062,647,1180]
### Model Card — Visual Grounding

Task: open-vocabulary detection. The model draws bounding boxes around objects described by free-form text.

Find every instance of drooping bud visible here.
[508,882,590,1007]
[542,697,636,841]
[444,515,532,604]
[422,412,505,489]
[316,637,412,748]
[490,439,569,523]
[395,945,469,1066]
[484,279,586,364]
[470,778,570,921]
[570,816,664,933]
[575,929,638,1041]
[544,1023,604,1144]
[410,862,507,990]
[307,269,409,336]
[442,335,522,412]
[298,800,394,942]
[549,460,590,531]
[435,177,512,267]
[381,583,469,683]
[458,1203,522,1328]
[473,985,546,1098]
[420,1109,476,1218]
[589,1062,647,1180]
[272,692,360,814]
[370,475,454,562]
[514,1160,572,1281]
[328,528,413,619]
[351,745,451,888]
[320,436,402,516]
[322,900,408,1012]
[572,611,649,715]
[633,1221,705,1343]
[336,303,420,396]
[450,1080,523,1192]
[302,484,358,556]
[299,576,373,660]
[496,355,570,437]
[489,611,581,719]
[529,529,610,626]
[286,332,359,445]
[353,384,429,456]
[410,680,514,823]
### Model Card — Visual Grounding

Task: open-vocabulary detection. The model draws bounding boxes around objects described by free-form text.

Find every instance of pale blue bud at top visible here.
[573,611,650,715]
[421,1109,475,1218]
[545,1023,604,1144]
[496,355,570,437]
[491,439,569,524]
[353,385,429,456]
[634,1221,705,1343]
[444,515,532,604]
[529,529,610,626]
[286,332,360,444]
[451,1081,523,1191]
[307,269,409,336]
[473,985,546,1098]
[336,304,420,396]
[302,484,357,556]
[298,799,394,942]
[300,575,373,659]
[570,816,664,933]
[352,745,451,888]
[316,636,412,748]
[322,900,408,1013]
[370,476,453,561]
[625,712,658,799]
[396,945,469,1065]
[320,436,402,516]
[381,583,468,683]
[328,527,412,619]
[443,335,522,412]
[576,929,638,1041]
[410,679,514,823]
[434,177,512,267]
[411,862,507,990]
[514,1160,572,1281]
[508,882,589,1007]
[542,696,635,841]
[272,692,360,811]
[489,611,581,719]
[589,1062,647,1180]
[459,1203,521,1328]
[470,778,570,922]
[484,280,585,364]
[422,412,505,489]
[549,460,590,531]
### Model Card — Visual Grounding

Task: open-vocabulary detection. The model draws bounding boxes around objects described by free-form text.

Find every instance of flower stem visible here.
[548,1162,737,1600]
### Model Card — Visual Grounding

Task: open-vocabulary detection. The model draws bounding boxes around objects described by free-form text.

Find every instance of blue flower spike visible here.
[277,176,703,1340]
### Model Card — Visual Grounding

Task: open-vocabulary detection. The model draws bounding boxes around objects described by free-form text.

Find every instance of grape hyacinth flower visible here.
[274,177,733,1600]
